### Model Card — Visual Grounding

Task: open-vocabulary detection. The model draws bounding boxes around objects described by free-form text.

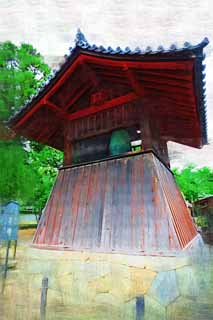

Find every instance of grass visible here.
[19,221,37,229]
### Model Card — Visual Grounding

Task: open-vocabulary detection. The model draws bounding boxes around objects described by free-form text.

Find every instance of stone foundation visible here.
[0,231,213,319]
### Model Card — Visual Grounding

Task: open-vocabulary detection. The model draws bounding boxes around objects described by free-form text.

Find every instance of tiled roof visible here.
[72,28,209,55]
[8,29,209,144]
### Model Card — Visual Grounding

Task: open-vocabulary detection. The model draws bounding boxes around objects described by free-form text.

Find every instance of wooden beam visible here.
[95,69,192,92]
[14,56,85,129]
[71,118,138,142]
[45,55,85,100]
[93,64,193,81]
[81,62,100,88]
[136,73,193,89]
[164,136,201,148]
[63,124,73,165]
[138,69,193,81]
[84,55,194,72]
[14,102,44,129]
[93,69,195,105]
[93,73,128,85]
[67,92,139,121]
[62,62,99,111]
[140,80,192,97]
[44,100,68,118]
[13,54,195,132]
[139,107,153,150]
[152,96,196,110]
[123,65,145,96]
[64,83,91,111]
[158,139,170,167]
[145,88,195,105]
[94,69,125,78]
[150,117,161,155]
[48,60,100,114]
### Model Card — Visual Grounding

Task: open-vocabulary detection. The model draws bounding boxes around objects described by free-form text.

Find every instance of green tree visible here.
[0,41,62,208]
[173,165,213,202]
[0,41,50,121]
[0,140,38,204]
[28,142,63,212]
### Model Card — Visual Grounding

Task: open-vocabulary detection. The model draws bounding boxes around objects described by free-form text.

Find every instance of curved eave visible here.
[8,37,209,148]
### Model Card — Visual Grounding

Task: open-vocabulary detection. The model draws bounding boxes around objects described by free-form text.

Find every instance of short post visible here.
[13,240,17,259]
[40,276,48,320]
[1,240,11,293]
[136,296,144,320]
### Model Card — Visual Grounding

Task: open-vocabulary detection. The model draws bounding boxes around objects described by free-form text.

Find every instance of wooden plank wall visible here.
[33,152,197,254]
[67,101,139,142]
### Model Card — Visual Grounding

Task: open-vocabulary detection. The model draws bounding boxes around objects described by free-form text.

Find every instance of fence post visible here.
[13,240,17,259]
[136,296,144,320]
[40,276,48,320]
[1,240,11,293]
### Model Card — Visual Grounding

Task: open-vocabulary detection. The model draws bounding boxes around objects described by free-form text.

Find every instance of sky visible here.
[0,0,212,167]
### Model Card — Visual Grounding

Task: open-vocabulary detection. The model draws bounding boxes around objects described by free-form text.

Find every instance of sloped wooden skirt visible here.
[33,152,198,254]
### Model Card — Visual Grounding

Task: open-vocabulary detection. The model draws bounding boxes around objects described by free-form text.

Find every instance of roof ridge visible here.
[70,29,209,56]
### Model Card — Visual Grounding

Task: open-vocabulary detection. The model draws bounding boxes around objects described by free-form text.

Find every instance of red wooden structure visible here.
[9,30,209,254]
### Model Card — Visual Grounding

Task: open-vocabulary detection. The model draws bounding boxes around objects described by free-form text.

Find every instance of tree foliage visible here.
[0,41,62,208]
[173,165,213,202]
[28,142,63,212]
[0,41,50,120]
[0,140,38,204]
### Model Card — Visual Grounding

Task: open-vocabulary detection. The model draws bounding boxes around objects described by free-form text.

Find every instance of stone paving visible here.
[0,230,213,319]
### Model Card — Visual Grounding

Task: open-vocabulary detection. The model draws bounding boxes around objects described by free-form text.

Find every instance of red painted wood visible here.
[11,51,203,150]
[82,55,194,71]
[46,56,85,99]
[13,56,84,129]
[13,101,43,129]
[67,92,138,121]
[64,83,91,111]
[67,101,138,142]
[33,152,197,254]
[45,100,67,117]
[136,69,193,81]
[92,67,193,90]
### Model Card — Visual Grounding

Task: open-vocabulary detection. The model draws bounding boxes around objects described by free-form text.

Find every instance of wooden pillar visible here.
[139,105,170,167]
[139,109,153,150]
[150,117,161,155]
[63,122,73,166]
[159,139,170,167]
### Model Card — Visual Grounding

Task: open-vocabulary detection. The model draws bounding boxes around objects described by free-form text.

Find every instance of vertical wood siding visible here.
[33,152,197,254]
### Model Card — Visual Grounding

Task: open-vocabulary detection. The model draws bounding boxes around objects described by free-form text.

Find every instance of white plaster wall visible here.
[0,0,212,167]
